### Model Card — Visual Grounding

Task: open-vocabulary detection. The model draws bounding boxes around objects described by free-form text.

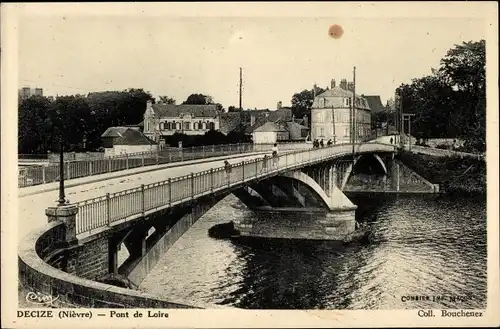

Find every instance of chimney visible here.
[277,101,282,109]
[146,100,153,109]
[313,84,317,97]
[340,79,347,90]
[347,82,354,92]
[331,79,336,89]
[303,114,308,127]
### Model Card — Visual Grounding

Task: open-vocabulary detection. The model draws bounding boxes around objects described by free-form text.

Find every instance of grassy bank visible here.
[397,151,486,195]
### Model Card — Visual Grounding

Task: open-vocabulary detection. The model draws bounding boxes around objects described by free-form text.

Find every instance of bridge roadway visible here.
[18,151,277,241]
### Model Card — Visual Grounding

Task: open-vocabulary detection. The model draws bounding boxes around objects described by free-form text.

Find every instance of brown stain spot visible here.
[328,24,344,39]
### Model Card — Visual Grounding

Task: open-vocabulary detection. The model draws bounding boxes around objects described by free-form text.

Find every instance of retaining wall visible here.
[18,220,214,308]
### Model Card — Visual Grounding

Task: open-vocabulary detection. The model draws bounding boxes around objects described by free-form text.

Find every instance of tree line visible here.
[18,90,226,154]
[394,40,485,152]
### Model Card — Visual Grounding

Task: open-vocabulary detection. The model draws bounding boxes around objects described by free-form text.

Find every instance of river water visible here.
[139,193,487,309]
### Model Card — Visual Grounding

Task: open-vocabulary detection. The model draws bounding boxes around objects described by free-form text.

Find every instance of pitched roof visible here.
[219,112,242,134]
[316,86,363,98]
[285,121,310,140]
[113,128,158,146]
[312,86,370,110]
[151,104,218,118]
[364,95,385,113]
[101,127,130,138]
[253,121,288,133]
[244,108,293,133]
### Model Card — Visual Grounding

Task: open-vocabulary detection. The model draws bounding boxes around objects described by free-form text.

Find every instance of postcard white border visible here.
[2,2,499,328]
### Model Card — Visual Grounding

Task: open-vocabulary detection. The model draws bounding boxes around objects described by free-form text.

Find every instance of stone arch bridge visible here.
[24,142,438,294]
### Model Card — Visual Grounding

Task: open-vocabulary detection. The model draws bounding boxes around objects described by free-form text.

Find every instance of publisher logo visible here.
[25,291,59,307]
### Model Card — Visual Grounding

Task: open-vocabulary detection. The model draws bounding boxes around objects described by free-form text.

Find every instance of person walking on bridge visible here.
[261,154,269,173]
[271,143,279,167]
[224,160,232,182]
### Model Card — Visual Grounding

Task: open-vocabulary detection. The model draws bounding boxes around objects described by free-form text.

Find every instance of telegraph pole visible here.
[239,67,243,111]
[351,66,356,158]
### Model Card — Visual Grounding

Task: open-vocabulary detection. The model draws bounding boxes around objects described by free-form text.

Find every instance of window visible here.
[184,122,190,130]
[315,113,323,123]
[202,122,207,129]
[344,128,349,137]
[320,128,325,137]
[166,122,171,130]
[176,122,181,130]
[319,98,325,108]
[209,122,215,130]
[159,122,164,130]
[194,122,198,130]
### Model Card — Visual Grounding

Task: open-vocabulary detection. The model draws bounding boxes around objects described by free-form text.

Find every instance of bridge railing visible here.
[18,142,311,188]
[75,142,395,236]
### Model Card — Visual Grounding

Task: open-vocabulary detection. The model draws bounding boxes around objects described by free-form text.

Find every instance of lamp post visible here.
[58,134,66,206]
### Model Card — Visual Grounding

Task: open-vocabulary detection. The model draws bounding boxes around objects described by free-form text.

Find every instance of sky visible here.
[17,3,487,109]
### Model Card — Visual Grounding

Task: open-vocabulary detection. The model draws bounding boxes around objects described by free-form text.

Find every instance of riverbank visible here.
[397,151,486,195]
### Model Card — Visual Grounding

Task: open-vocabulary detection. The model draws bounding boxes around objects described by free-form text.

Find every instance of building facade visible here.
[19,87,43,100]
[252,122,290,144]
[101,126,158,157]
[311,79,371,143]
[142,101,220,141]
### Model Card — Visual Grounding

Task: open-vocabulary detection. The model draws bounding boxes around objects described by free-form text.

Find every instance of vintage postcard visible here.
[1,2,499,328]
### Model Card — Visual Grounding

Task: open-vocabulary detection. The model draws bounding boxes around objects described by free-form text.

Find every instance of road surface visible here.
[18,152,273,241]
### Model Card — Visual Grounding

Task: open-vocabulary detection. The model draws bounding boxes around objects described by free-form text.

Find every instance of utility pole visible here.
[332,106,336,144]
[351,66,356,158]
[400,91,404,147]
[402,113,415,150]
[239,67,243,111]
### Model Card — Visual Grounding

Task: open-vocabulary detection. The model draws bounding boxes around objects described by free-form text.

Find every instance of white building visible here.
[142,101,220,142]
[101,126,159,157]
[311,79,371,143]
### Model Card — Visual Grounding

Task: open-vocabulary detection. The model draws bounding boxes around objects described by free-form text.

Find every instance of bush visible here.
[435,143,450,150]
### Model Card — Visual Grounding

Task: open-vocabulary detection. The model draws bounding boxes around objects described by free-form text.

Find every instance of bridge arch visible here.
[341,153,388,189]
[278,171,333,209]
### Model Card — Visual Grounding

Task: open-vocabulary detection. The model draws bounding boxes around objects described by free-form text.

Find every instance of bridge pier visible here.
[233,169,358,241]
[234,206,356,241]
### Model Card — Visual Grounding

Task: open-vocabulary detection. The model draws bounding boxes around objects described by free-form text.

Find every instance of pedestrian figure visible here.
[390,137,393,145]
[261,155,269,173]
[320,139,324,148]
[327,139,333,146]
[271,143,279,167]
[224,160,232,181]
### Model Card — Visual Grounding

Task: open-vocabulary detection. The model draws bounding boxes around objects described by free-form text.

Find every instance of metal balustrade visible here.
[18,142,311,188]
[75,142,396,236]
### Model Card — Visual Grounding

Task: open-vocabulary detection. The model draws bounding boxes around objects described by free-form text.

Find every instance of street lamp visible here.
[58,136,66,206]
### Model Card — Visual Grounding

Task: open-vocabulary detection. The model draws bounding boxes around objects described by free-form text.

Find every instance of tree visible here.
[290,86,326,124]
[158,95,176,104]
[18,95,53,154]
[85,89,154,150]
[46,95,93,151]
[228,106,239,112]
[183,93,212,105]
[394,40,485,151]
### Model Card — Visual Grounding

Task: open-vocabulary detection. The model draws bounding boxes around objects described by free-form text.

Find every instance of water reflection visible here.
[139,193,487,309]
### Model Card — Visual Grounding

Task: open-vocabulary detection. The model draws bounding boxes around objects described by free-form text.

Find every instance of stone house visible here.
[142,101,220,142]
[311,78,371,143]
